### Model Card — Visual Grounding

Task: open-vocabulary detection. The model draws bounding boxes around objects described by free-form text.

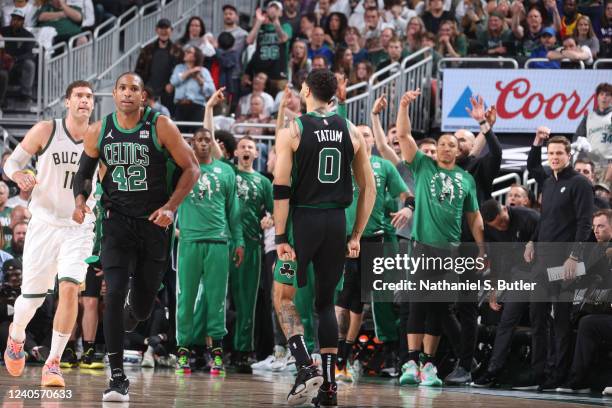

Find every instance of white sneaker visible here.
[311,353,322,367]
[141,346,155,368]
[603,386,612,396]
[251,354,275,370]
[271,347,290,372]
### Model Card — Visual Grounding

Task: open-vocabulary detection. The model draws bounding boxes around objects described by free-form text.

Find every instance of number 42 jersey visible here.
[29,118,96,227]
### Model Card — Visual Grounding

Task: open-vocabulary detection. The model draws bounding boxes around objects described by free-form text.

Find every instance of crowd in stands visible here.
[0,0,611,398]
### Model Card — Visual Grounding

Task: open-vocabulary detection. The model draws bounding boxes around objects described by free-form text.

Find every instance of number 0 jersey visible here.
[290,112,355,208]
[98,107,170,218]
[29,118,96,227]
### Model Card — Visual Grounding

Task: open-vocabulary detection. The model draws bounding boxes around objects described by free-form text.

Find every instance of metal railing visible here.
[368,62,403,132]
[491,173,522,203]
[524,58,585,69]
[401,48,433,134]
[343,82,369,125]
[438,57,519,72]
[68,32,95,83]
[594,59,612,69]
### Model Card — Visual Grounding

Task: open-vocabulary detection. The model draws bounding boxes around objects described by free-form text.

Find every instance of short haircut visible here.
[65,80,93,99]
[305,69,337,103]
[216,130,237,157]
[575,158,595,173]
[417,137,437,147]
[596,82,612,96]
[481,199,503,223]
[547,135,571,154]
[143,86,155,100]
[193,127,212,138]
[238,135,257,147]
[593,209,612,223]
[115,72,144,90]
[312,55,328,67]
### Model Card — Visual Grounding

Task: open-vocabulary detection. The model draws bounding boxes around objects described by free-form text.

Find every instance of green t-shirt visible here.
[407,150,479,247]
[382,193,399,236]
[0,206,12,229]
[178,160,244,246]
[345,155,408,237]
[37,5,83,39]
[235,169,273,242]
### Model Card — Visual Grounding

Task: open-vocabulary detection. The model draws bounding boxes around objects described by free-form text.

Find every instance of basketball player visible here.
[3,80,96,387]
[274,69,376,406]
[72,72,199,402]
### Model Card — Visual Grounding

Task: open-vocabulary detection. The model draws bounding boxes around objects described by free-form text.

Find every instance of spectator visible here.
[560,0,582,38]
[297,12,316,41]
[574,82,612,181]
[0,182,11,230]
[216,32,241,110]
[170,45,215,128]
[475,11,515,56]
[506,184,534,208]
[142,86,171,117]
[347,0,378,32]
[344,26,368,63]
[574,15,599,59]
[332,46,353,78]
[348,60,373,86]
[6,185,30,209]
[422,0,454,34]
[405,16,426,53]
[245,3,291,94]
[235,95,274,135]
[547,36,593,65]
[220,4,248,56]
[595,182,611,203]
[288,39,311,90]
[237,72,275,117]
[308,26,335,64]
[314,0,332,27]
[362,6,393,42]
[436,20,468,57]
[528,26,561,68]
[513,6,546,58]
[376,36,403,79]
[600,0,612,58]
[273,86,301,124]
[134,18,184,113]
[36,0,83,44]
[324,12,348,48]
[2,0,37,29]
[281,0,302,36]
[367,26,394,67]
[177,16,215,58]
[382,0,415,38]
[311,54,329,69]
[0,8,35,106]
[457,0,487,39]
[6,220,25,260]
[575,158,610,209]
[0,239,13,281]
[0,55,7,114]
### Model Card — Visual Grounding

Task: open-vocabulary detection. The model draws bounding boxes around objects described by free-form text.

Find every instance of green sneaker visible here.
[175,347,191,374]
[211,353,225,376]
[399,360,420,385]
[419,362,442,387]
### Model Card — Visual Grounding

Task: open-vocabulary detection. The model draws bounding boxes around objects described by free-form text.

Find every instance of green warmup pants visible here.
[230,239,261,352]
[371,233,400,343]
[177,240,229,347]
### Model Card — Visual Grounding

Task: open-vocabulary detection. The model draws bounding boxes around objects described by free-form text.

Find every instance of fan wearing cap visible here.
[0,7,35,106]
[475,11,515,56]
[36,0,83,43]
[134,18,184,111]
[527,26,562,68]
[2,1,37,28]
[245,1,292,95]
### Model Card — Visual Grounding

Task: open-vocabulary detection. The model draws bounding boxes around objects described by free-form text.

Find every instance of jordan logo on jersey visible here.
[105,130,113,139]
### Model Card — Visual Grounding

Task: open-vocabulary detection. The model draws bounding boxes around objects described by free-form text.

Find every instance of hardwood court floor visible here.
[0,366,609,407]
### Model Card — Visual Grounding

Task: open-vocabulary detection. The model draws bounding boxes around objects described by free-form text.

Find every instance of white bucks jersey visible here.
[29,118,95,226]
[586,110,612,161]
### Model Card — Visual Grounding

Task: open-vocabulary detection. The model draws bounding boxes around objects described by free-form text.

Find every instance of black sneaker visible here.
[287,364,323,406]
[235,352,253,374]
[80,347,104,369]
[102,375,130,402]
[312,382,338,407]
[445,365,472,385]
[471,371,498,388]
[538,378,561,392]
[60,348,78,368]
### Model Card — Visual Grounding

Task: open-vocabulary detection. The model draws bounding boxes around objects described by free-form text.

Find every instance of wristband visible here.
[479,120,487,126]
[404,196,415,211]
[275,234,288,245]
[273,184,291,200]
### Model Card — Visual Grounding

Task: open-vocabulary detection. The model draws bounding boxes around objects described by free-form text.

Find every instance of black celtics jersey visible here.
[291,112,355,208]
[97,107,169,218]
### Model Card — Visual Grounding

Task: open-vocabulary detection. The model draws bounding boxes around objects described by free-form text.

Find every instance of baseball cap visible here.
[3,259,22,274]
[266,1,283,12]
[595,182,610,193]
[156,18,172,29]
[10,8,26,19]
[540,27,556,37]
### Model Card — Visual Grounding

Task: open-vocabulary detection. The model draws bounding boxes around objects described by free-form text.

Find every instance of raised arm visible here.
[371,95,400,165]
[347,123,376,258]
[4,120,53,192]
[205,87,226,160]
[396,89,421,164]
[246,8,265,45]
[152,116,200,225]
[526,126,550,187]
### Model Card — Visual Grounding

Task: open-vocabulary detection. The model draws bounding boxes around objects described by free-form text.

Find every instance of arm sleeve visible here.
[169,65,183,87]
[480,128,503,190]
[571,178,595,257]
[73,151,98,199]
[526,145,546,187]
[3,144,33,180]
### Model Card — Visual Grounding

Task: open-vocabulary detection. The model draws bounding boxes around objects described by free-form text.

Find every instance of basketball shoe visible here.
[41,358,65,387]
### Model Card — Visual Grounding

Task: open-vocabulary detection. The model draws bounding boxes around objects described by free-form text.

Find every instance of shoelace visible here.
[178,355,188,366]
[47,363,62,376]
[213,355,223,366]
[9,340,24,356]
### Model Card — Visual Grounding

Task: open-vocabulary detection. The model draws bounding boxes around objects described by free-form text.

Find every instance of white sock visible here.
[11,295,46,342]
[46,330,71,364]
